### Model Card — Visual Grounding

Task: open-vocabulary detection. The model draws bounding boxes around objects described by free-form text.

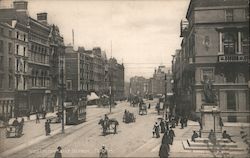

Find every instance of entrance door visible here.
[227,91,237,122]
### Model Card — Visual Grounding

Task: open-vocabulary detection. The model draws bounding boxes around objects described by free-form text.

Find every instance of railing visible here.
[218,54,249,63]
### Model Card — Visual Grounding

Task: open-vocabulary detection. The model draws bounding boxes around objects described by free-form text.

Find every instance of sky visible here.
[2,0,190,81]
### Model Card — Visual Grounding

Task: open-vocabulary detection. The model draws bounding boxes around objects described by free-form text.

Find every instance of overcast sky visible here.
[23,0,189,81]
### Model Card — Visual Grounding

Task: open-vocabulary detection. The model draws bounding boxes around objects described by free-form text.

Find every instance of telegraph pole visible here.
[109,71,112,113]
[60,57,65,133]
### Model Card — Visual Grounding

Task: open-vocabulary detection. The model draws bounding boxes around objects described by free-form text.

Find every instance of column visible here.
[218,32,223,54]
[237,31,242,54]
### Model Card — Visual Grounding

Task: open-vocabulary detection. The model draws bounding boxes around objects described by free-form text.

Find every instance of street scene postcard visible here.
[0,0,249,157]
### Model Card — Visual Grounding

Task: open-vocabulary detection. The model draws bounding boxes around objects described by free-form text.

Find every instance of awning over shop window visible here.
[87,92,100,101]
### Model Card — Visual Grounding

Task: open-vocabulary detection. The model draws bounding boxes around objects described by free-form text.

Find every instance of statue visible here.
[202,75,216,103]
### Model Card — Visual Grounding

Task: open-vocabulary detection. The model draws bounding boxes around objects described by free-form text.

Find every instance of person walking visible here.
[45,119,51,136]
[169,127,175,145]
[180,117,184,129]
[54,146,62,158]
[160,119,165,133]
[99,145,108,158]
[159,143,169,158]
[36,112,40,123]
[148,103,151,109]
[153,122,160,138]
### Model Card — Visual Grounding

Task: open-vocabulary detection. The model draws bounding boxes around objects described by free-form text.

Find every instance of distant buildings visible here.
[172,0,249,122]
[130,65,173,98]
[64,46,125,104]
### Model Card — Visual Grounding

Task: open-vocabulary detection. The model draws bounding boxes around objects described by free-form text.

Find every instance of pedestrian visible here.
[175,115,179,126]
[153,122,160,138]
[198,118,202,130]
[12,117,19,126]
[162,131,170,145]
[45,119,51,136]
[208,129,216,145]
[191,131,199,142]
[165,120,169,131]
[180,117,184,129]
[170,118,175,128]
[169,127,175,145]
[36,112,40,123]
[219,117,224,127]
[156,103,160,115]
[99,145,108,158]
[222,130,235,143]
[159,143,169,158]
[54,146,62,158]
[184,116,188,127]
[160,119,165,133]
[148,103,151,109]
[26,110,30,120]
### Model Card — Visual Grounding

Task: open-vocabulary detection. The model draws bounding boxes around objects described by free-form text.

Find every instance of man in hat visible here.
[99,145,108,158]
[54,146,62,158]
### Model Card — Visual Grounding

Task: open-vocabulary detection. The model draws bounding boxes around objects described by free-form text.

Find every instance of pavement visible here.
[0,99,249,158]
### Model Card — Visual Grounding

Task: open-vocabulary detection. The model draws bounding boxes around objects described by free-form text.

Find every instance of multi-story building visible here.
[130,76,148,97]
[172,0,249,122]
[148,66,172,96]
[0,22,15,119]
[0,0,65,116]
[108,58,125,101]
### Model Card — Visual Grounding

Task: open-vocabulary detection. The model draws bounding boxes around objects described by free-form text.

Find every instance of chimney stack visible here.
[13,0,28,11]
[37,12,48,25]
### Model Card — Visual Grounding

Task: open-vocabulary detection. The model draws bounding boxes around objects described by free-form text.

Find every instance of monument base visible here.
[200,104,222,138]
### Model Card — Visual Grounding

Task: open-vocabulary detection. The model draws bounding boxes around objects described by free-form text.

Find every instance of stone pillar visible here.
[218,32,223,55]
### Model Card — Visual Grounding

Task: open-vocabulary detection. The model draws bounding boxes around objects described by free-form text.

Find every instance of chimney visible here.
[37,12,48,25]
[13,0,28,11]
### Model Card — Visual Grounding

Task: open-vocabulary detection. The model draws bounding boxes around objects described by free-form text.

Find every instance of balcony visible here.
[218,54,249,63]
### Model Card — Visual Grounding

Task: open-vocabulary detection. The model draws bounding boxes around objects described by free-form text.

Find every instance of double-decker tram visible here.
[65,100,87,125]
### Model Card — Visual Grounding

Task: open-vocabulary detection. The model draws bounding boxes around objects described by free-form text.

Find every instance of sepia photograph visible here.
[0,0,249,157]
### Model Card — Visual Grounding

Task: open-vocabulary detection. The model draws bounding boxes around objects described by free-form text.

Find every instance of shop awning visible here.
[87,92,100,101]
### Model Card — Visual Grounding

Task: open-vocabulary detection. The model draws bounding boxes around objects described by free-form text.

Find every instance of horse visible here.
[98,118,119,135]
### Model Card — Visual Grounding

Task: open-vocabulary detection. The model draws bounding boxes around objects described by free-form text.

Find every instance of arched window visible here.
[223,32,236,55]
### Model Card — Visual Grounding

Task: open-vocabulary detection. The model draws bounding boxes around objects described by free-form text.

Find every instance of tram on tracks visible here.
[65,100,87,125]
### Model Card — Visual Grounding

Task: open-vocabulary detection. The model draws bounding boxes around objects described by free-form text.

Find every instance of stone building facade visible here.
[0,0,65,117]
[172,0,249,122]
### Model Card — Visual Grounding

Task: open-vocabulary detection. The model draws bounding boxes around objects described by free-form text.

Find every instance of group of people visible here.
[158,124,176,158]
[12,117,24,136]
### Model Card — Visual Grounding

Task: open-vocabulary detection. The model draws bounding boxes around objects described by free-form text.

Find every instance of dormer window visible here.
[225,9,233,22]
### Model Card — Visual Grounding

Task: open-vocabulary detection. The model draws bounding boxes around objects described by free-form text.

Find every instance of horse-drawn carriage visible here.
[139,103,147,115]
[98,118,119,136]
[123,111,136,123]
[6,124,23,138]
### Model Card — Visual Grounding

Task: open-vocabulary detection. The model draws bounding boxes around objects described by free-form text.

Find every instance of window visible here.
[23,77,26,90]
[9,30,12,38]
[242,31,249,54]
[0,74,3,89]
[0,40,3,53]
[16,45,19,55]
[0,56,3,70]
[8,43,12,54]
[245,8,249,19]
[16,76,19,89]
[9,75,12,89]
[201,68,213,81]
[23,47,26,56]
[0,28,3,35]
[16,31,19,39]
[9,58,12,69]
[16,59,19,72]
[23,61,26,72]
[227,91,236,110]
[223,32,237,54]
[23,34,26,41]
[66,80,72,90]
[225,9,233,22]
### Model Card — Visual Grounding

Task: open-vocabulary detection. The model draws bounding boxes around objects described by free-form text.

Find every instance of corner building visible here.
[173,0,249,122]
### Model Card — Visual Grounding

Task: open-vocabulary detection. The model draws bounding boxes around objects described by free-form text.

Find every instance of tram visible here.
[65,101,87,125]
